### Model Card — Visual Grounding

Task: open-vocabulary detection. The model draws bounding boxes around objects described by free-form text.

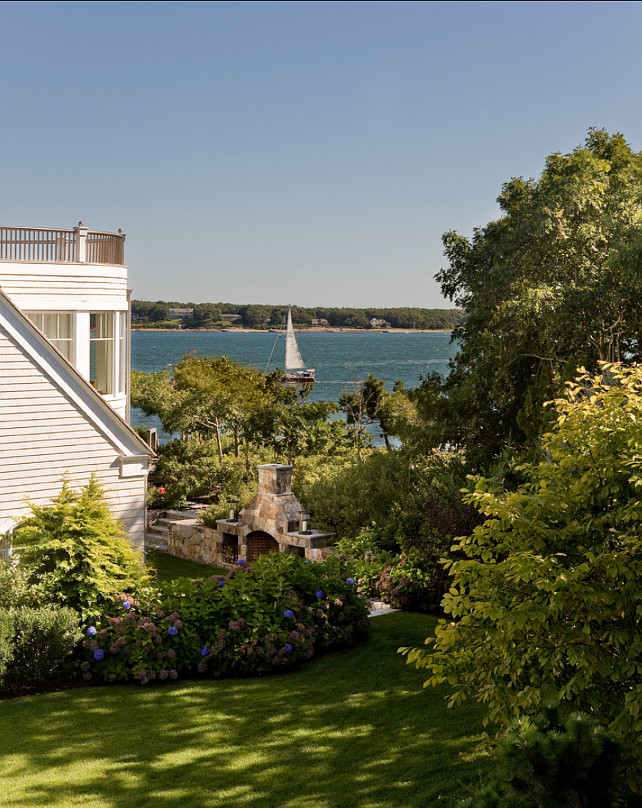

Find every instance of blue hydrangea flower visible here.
[93,648,104,661]
[284,643,293,653]
[304,560,311,564]
[283,609,295,619]
[315,589,325,599]
[237,558,246,566]
[201,646,210,657]
[86,626,97,637]
[122,600,132,610]
[217,579,225,587]
[168,626,179,636]
[346,578,356,585]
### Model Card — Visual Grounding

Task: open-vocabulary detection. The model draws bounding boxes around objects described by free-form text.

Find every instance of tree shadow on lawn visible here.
[0,613,489,808]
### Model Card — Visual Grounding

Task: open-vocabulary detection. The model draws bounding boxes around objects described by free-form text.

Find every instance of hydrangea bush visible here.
[375,549,442,611]
[82,553,368,684]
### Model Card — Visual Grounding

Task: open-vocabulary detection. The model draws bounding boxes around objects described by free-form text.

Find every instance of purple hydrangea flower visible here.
[217,579,225,587]
[346,578,355,585]
[93,648,104,661]
[237,558,246,566]
[122,600,132,610]
[315,590,325,599]
[284,643,293,653]
[168,626,179,636]
[201,646,210,657]
[283,609,295,619]
[86,626,97,637]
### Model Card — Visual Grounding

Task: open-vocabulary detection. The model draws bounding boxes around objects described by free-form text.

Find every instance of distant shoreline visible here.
[132,327,453,334]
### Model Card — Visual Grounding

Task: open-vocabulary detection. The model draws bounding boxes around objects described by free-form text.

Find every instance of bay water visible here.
[131,330,459,438]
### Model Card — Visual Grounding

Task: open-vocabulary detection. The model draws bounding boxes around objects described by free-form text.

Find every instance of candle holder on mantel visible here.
[227,498,239,523]
[298,509,312,535]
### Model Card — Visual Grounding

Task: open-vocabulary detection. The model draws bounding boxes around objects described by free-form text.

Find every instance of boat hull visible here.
[282,369,316,383]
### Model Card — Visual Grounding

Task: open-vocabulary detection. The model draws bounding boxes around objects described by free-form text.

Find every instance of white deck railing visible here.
[0,223,125,265]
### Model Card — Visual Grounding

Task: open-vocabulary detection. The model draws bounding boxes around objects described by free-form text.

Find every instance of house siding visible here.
[0,329,146,552]
[0,261,128,310]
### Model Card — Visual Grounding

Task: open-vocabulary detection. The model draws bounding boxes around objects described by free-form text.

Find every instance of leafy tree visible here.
[340,375,392,457]
[192,303,221,328]
[246,399,342,464]
[172,354,286,463]
[434,129,642,466]
[13,477,149,622]
[401,364,642,753]
[241,305,271,328]
[131,300,171,322]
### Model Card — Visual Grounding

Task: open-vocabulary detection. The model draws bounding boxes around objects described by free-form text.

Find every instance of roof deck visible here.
[0,223,125,266]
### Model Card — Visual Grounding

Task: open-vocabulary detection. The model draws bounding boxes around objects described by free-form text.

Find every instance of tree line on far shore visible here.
[131,300,463,331]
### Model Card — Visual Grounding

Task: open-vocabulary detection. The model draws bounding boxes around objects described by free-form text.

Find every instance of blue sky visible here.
[2,1,641,307]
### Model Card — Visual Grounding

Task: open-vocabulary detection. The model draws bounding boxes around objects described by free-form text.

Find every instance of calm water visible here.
[130,330,459,440]
[132,330,458,403]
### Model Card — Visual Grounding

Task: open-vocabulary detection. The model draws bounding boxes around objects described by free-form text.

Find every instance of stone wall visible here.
[161,517,335,568]
[165,519,233,568]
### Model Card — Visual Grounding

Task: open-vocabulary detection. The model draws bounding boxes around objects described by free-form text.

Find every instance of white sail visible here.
[284,306,305,370]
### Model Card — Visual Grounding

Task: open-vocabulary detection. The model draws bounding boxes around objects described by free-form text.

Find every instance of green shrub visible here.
[0,557,35,608]
[459,707,632,808]
[375,548,442,611]
[0,606,81,690]
[82,553,369,684]
[402,364,642,753]
[0,610,13,683]
[13,477,150,622]
[335,530,395,598]
[150,442,259,508]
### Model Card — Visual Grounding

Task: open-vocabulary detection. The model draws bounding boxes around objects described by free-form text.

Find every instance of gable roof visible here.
[0,289,154,460]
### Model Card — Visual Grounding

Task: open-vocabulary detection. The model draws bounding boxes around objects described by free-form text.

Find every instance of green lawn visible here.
[146,548,227,581]
[0,612,489,808]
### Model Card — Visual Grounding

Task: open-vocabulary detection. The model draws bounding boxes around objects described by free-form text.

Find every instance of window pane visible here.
[26,312,43,330]
[90,312,114,394]
[43,313,58,337]
[58,314,72,340]
[25,312,74,363]
[118,311,127,393]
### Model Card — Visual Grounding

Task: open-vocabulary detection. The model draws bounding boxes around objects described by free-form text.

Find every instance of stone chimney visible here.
[257,464,292,496]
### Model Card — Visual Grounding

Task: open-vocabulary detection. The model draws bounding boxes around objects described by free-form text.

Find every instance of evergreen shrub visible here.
[82,553,369,684]
[0,606,81,690]
[13,477,150,622]
[458,706,634,808]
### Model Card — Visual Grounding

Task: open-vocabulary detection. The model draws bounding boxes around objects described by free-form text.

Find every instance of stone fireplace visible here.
[151,464,335,567]
[216,464,335,562]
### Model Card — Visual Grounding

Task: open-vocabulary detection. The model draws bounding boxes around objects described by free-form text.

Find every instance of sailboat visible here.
[272,306,316,383]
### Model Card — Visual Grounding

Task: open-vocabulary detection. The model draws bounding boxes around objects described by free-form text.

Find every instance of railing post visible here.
[75,221,88,262]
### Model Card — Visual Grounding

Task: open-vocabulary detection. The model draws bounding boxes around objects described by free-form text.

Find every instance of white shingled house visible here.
[0,223,152,552]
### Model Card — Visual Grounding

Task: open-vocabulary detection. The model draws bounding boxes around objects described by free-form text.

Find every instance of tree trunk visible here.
[215,417,223,462]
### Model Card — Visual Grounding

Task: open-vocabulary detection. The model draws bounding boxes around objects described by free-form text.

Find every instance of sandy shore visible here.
[133,327,452,334]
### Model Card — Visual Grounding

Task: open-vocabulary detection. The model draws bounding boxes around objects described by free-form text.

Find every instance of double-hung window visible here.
[25,312,74,362]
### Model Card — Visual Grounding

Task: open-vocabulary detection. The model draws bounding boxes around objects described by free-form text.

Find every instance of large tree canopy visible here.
[435,129,642,465]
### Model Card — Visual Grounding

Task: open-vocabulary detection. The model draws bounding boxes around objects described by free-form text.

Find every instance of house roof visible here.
[0,289,154,460]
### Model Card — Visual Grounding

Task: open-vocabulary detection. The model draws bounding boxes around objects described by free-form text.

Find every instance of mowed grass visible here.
[145,548,227,582]
[0,612,489,808]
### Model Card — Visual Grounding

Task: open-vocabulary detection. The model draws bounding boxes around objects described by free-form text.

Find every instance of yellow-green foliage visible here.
[14,477,150,622]
[401,364,642,754]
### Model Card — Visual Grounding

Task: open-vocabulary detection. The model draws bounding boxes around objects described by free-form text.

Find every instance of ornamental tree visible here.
[401,364,642,752]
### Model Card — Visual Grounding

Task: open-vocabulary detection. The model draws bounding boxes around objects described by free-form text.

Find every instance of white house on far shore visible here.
[0,223,153,552]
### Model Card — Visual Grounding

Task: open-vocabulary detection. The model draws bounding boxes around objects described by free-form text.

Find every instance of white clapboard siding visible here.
[0,261,128,311]
[0,328,146,551]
